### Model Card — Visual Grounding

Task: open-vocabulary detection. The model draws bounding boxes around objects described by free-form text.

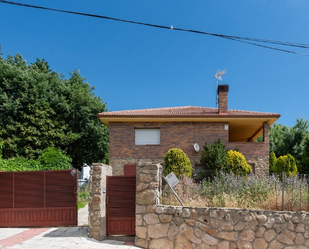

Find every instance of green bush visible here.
[225,150,252,176]
[269,151,277,174]
[38,147,72,170]
[0,156,42,171]
[275,154,297,177]
[163,148,192,179]
[200,139,227,172]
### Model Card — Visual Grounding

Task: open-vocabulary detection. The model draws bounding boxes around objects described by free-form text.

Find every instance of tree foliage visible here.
[275,154,297,177]
[0,52,108,169]
[200,139,227,172]
[225,150,252,176]
[163,148,193,179]
[270,119,309,166]
[269,151,277,174]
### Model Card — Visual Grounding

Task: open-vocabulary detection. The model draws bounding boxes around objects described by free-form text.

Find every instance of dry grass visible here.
[161,174,309,211]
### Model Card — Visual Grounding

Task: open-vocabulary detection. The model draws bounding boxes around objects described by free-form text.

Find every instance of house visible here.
[98,85,280,176]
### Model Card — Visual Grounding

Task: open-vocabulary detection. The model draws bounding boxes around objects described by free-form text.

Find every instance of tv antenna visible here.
[215,69,226,106]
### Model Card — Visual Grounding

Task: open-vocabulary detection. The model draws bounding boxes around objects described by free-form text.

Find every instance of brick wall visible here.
[109,121,270,176]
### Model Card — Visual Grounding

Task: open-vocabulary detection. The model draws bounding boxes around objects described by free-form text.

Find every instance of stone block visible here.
[136,226,147,239]
[201,233,219,246]
[268,240,284,249]
[240,229,255,242]
[277,229,296,245]
[136,189,157,205]
[295,233,305,245]
[159,214,173,223]
[148,223,169,238]
[175,235,193,249]
[149,238,173,249]
[217,232,238,241]
[264,229,276,242]
[255,227,266,237]
[252,238,267,249]
[237,241,253,249]
[185,227,202,244]
[144,213,159,224]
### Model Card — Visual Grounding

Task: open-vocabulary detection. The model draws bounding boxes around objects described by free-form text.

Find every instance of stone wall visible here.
[88,163,112,241]
[136,163,309,249]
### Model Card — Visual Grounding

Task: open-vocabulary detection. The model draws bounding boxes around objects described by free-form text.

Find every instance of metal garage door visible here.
[0,170,77,227]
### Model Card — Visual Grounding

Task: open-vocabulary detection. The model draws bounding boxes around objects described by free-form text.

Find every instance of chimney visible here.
[218,84,229,114]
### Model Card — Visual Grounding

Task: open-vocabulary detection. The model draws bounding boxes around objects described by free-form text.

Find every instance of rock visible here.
[149,238,173,249]
[256,215,267,223]
[296,223,305,233]
[167,224,179,240]
[136,226,147,239]
[136,189,157,205]
[295,233,305,245]
[240,229,255,242]
[237,241,253,249]
[217,232,238,241]
[175,235,193,249]
[253,238,267,249]
[159,214,173,223]
[255,227,266,237]
[148,223,169,238]
[201,233,219,246]
[185,227,202,244]
[277,230,296,245]
[144,213,159,225]
[268,240,284,249]
[264,229,276,242]
[218,241,229,249]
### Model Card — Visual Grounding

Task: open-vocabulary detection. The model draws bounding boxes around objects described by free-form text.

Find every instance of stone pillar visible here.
[88,163,112,241]
[135,163,162,248]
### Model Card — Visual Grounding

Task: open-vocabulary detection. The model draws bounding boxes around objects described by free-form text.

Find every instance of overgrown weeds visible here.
[161,173,309,211]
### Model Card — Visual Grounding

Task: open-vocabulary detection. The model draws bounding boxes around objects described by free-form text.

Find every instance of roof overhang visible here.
[98,115,280,142]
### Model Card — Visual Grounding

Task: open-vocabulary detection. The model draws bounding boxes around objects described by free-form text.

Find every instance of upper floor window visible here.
[135,129,160,145]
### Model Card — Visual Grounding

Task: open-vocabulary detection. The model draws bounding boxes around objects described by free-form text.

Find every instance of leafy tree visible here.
[200,139,227,172]
[269,151,277,174]
[225,150,252,176]
[299,136,309,174]
[275,154,297,177]
[38,147,72,170]
[0,52,108,169]
[163,148,192,179]
[270,119,309,167]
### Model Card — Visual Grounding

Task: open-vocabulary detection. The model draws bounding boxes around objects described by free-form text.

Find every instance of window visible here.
[135,129,160,145]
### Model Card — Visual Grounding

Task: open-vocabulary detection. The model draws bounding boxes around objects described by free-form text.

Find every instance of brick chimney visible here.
[218,84,229,114]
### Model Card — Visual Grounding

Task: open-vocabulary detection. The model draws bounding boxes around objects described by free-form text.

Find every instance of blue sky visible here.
[1,0,309,127]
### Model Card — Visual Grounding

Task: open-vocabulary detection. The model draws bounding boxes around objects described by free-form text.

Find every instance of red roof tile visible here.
[98,106,280,118]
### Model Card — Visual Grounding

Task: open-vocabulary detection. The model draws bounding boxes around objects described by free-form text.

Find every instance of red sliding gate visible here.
[0,170,77,227]
[106,175,136,235]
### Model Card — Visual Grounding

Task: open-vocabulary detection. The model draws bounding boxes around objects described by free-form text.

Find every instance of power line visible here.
[1,0,309,57]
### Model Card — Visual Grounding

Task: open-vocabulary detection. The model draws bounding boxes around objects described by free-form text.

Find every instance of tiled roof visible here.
[98,106,280,118]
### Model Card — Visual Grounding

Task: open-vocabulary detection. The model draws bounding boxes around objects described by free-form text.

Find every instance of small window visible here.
[135,129,160,145]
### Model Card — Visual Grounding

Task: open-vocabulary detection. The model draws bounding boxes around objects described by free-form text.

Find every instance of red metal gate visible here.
[0,170,77,227]
[106,175,136,235]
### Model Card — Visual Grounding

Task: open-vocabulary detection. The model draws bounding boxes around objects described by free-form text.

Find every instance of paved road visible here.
[0,206,140,249]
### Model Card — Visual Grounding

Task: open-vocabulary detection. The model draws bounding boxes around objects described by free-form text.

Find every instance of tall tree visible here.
[270,118,309,168]
[0,52,108,169]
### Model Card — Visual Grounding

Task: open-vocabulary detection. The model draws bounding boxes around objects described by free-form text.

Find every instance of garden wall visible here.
[136,163,309,249]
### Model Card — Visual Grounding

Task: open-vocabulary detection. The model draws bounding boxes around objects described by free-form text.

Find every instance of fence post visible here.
[282,172,285,211]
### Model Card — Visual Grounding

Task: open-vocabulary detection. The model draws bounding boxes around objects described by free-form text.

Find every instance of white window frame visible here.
[135,129,160,145]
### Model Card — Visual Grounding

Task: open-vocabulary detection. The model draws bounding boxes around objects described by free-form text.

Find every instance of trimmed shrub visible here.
[38,147,72,170]
[163,148,192,179]
[269,151,277,174]
[225,150,252,176]
[200,139,227,172]
[275,154,297,177]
